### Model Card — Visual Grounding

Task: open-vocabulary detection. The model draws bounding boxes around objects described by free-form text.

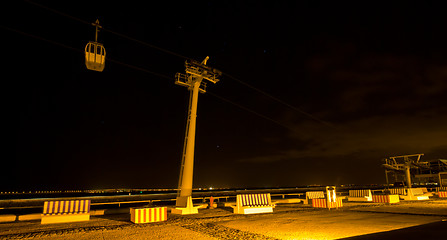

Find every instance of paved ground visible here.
[0,199,446,239]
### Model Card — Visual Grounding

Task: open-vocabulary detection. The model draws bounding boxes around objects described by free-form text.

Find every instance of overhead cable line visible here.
[207,92,297,132]
[1,25,81,54]
[25,0,333,128]
[25,0,193,61]
[0,25,172,81]
[223,73,334,127]
[3,24,297,133]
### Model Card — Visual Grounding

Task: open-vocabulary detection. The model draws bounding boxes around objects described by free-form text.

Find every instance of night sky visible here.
[5,1,447,191]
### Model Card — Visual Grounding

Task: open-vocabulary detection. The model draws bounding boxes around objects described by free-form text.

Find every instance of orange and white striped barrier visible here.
[239,193,271,206]
[348,189,372,202]
[372,195,400,204]
[389,188,407,195]
[130,207,167,224]
[305,191,325,204]
[438,192,447,198]
[233,193,275,214]
[311,198,343,208]
[41,200,91,224]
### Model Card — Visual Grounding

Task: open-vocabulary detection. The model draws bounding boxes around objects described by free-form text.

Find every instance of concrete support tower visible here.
[382,154,424,188]
[173,57,221,214]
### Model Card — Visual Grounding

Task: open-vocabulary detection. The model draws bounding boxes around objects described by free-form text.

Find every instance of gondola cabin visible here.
[85,41,106,72]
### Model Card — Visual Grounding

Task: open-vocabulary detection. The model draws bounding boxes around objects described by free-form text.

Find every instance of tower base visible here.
[171,196,200,215]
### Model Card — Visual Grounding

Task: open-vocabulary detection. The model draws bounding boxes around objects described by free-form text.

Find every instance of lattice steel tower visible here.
[174,56,221,212]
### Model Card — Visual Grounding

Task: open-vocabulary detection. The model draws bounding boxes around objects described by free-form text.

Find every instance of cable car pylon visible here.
[85,19,106,72]
[172,56,222,215]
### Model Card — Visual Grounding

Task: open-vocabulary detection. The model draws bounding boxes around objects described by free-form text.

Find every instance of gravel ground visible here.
[1,200,446,240]
[14,225,218,240]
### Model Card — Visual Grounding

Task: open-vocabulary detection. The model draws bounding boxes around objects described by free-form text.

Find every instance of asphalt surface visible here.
[342,220,447,240]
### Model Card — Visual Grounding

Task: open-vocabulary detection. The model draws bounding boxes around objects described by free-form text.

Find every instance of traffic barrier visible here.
[311,198,343,208]
[410,188,425,196]
[304,191,325,204]
[419,187,434,197]
[389,188,407,195]
[0,214,16,223]
[438,192,447,198]
[405,188,430,200]
[233,193,275,214]
[41,200,90,224]
[130,207,167,224]
[389,188,430,200]
[348,189,372,202]
[372,195,400,203]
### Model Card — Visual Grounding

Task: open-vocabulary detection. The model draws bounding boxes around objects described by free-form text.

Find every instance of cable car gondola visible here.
[85,19,106,72]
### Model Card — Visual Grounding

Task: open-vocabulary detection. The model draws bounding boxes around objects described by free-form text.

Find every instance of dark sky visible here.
[5,1,447,190]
